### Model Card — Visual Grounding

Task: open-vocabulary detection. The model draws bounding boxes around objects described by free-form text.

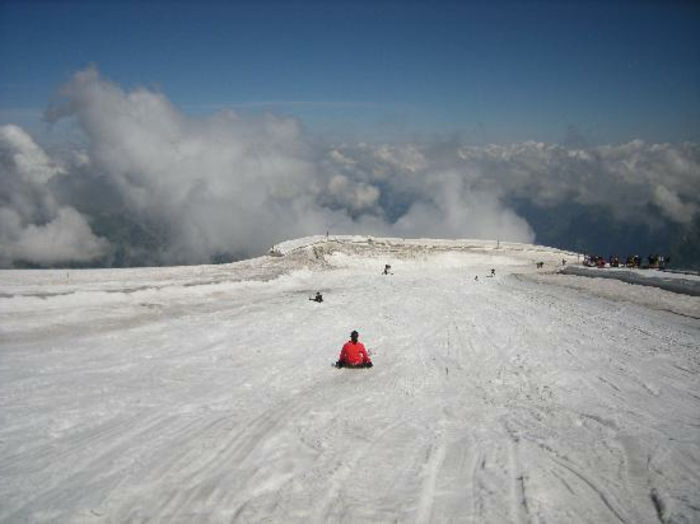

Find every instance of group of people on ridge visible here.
[584,254,670,269]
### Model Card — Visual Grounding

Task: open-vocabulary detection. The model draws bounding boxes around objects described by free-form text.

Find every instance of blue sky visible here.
[1,0,698,144]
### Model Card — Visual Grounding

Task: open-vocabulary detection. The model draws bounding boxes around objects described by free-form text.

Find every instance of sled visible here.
[332,362,373,369]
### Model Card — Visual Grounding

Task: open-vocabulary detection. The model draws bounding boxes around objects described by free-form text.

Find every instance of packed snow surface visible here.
[1,236,698,523]
[562,265,700,297]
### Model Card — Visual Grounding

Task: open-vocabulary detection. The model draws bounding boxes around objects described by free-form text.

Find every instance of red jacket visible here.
[339,340,371,366]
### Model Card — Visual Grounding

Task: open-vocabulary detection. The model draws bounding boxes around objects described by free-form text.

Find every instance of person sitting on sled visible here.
[336,330,373,368]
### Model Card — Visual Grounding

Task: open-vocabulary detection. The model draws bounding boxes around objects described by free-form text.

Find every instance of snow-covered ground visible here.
[1,236,698,523]
[561,265,700,298]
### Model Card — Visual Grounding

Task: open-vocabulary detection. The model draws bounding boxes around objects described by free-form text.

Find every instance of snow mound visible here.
[274,235,579,270]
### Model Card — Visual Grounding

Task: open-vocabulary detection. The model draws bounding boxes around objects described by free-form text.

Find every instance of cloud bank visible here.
[1,68,698,267]
[0,125,108,267]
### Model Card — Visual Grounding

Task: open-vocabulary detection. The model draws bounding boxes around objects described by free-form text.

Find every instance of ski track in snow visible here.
[0,236,699,523]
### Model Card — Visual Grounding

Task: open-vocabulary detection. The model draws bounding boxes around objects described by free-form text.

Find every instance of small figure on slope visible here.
[310,291,323,303]
[383,264,392,275]
[335,330,373,368]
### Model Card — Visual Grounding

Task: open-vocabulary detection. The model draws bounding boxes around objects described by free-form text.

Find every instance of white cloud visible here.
[45,68,332,264]
[373,144,428,173]
[0,124,108,267]
[37,68,536,265]
[387,169,533,241]
[652,185,697,224]
[452,140,700,223]
[325,174,380,212]
[2,67,698,267]
[1,124,63,185]
[8,207,109,265]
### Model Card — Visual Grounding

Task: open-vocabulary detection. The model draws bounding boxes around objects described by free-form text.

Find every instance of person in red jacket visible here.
[336,330,373,368]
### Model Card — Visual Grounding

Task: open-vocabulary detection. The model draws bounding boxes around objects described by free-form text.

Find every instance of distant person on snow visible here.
[383,264,392,275]
[310,291,323,303]
[336,330,373,368]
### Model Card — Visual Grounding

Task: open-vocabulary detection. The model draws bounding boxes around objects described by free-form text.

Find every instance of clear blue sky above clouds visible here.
[1,0,698,144]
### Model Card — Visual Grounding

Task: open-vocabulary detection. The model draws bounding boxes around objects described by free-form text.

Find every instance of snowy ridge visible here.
[1,236,699,522]
[273,234,579,259]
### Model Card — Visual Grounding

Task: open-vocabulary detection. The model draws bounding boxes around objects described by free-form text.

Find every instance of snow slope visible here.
[1,236,698,523]
[561,266,700,298]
